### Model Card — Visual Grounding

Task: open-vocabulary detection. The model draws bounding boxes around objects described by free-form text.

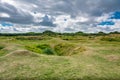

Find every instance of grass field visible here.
[0,34,120,80]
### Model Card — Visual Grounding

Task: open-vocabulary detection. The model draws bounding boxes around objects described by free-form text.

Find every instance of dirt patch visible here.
[2,46,16,51]
[104,55,120,61]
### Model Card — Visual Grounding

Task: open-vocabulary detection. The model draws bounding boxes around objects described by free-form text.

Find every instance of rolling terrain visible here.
[0,33,120,80]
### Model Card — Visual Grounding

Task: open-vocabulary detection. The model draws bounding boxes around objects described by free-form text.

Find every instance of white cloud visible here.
[76,17,89,22]
[31,13,44,23]
[96,13,110,22]
[0,13,10,17]
[0,0,15,4]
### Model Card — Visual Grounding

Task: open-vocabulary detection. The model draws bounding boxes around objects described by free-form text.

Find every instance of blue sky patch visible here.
[0,22,13,27]
[98,21,115,26]
[110,11,120,19]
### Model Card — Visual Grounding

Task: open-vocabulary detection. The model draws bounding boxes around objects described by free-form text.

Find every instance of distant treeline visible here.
[0,31,120,36]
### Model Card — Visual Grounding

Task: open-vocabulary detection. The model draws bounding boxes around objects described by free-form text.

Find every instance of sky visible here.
[0,0,120,33]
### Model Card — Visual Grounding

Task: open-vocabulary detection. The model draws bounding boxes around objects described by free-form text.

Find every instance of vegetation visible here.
[0,31,119,37]
[0,46,4,50]
[0,31,120,80]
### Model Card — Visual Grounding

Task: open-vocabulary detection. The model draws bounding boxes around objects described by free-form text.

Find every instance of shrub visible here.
[37,44,54,55]
[43,48,54,55]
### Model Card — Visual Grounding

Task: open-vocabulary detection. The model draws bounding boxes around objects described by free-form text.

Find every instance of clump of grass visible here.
[0,45,6,56]
[43,48,54,55]
[54,43,75,56]
[0,50,7,56]
[0,45,4,50]
[25,45,42,53]
[37,44,55,55]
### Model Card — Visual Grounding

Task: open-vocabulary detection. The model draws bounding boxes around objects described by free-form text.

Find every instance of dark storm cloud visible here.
[1,0,120,24]
[0,2,34,24]
[0,3,17,14]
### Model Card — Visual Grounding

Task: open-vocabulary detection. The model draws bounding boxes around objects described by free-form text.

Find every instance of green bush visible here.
[43,48,54,55]
[37,44,54,55]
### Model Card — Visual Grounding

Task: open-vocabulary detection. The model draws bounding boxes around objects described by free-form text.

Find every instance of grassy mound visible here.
[54,43,74,56]
[6,50,39,57]
[54,43,86,56]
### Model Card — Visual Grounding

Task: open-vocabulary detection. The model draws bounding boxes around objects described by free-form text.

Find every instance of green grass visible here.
[0,35,120,80]
[0,45,8,56]
[0,46,4,50]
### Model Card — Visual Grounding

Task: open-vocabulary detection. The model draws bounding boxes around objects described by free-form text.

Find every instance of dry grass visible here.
[5,50,39,57]
[104,55,120,61]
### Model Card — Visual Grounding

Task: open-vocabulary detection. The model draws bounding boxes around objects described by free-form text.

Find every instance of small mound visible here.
[6,50,39,57]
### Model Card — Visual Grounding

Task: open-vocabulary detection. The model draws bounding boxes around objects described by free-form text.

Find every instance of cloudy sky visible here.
[0,0,120,33]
